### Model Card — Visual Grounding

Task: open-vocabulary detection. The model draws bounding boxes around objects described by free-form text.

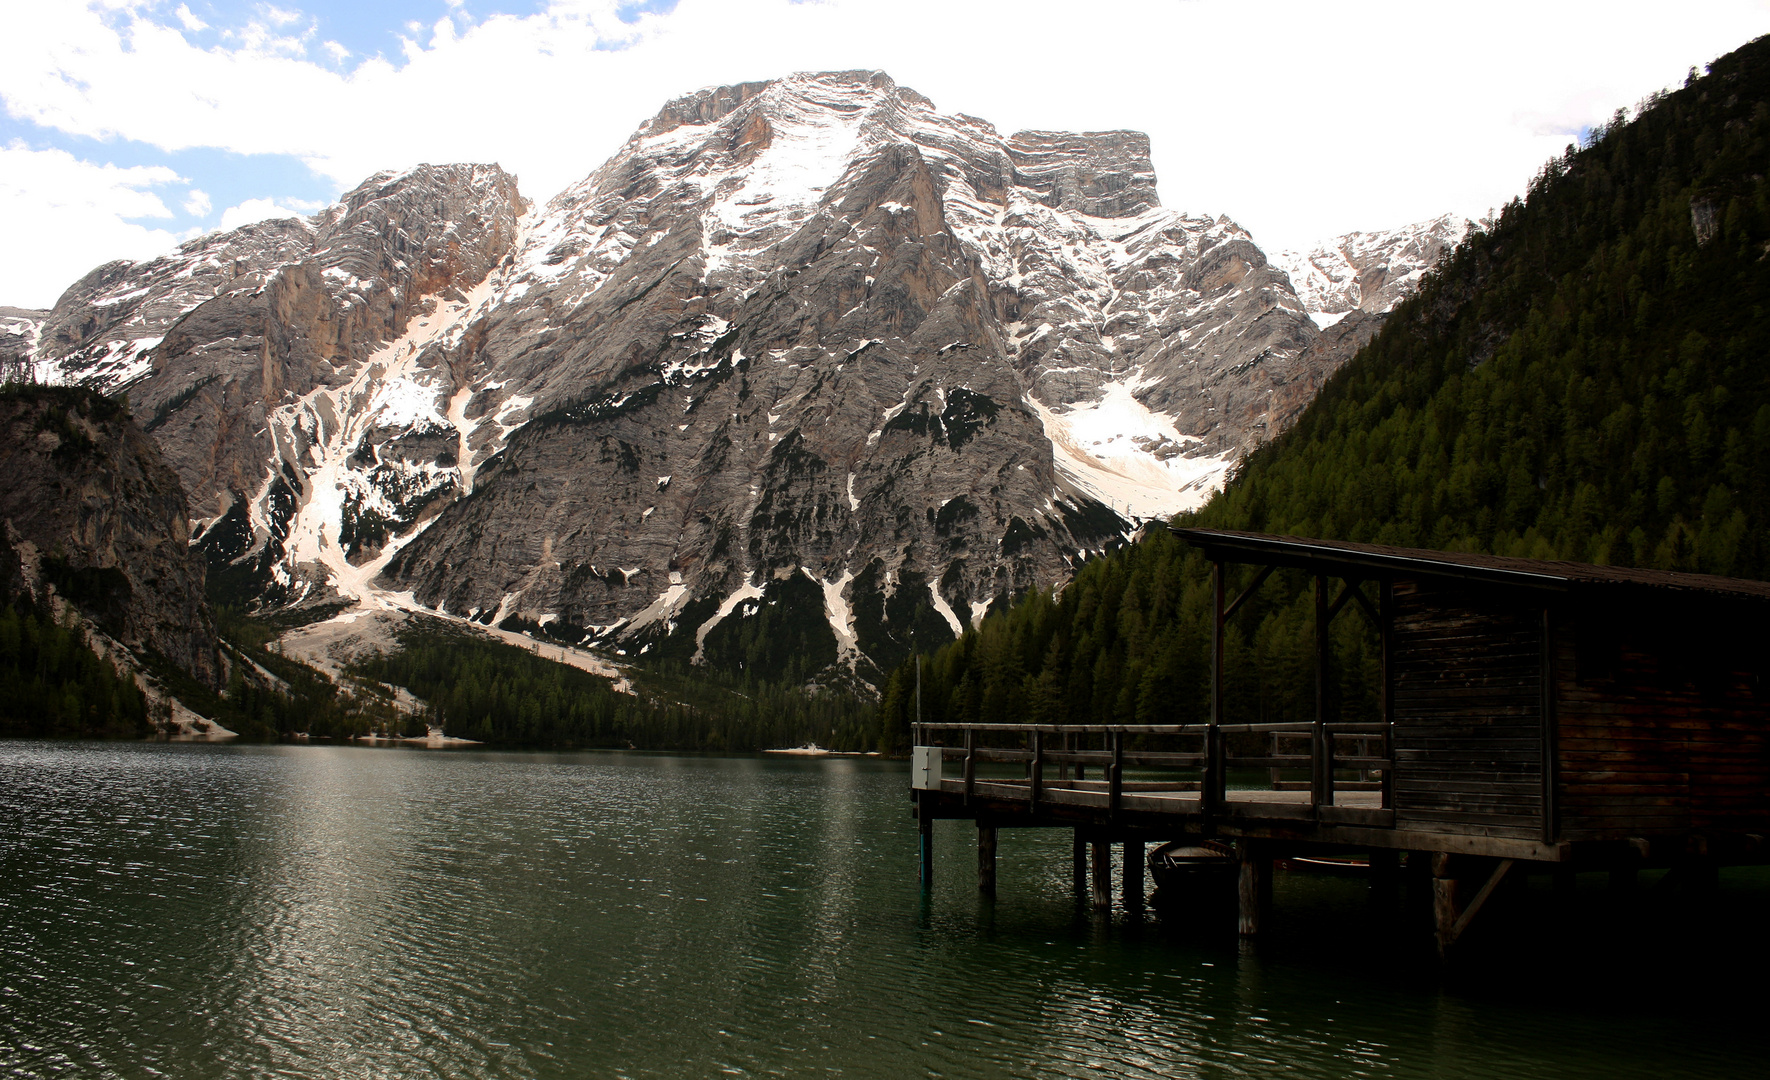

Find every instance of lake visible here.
[2,741,1766,1078]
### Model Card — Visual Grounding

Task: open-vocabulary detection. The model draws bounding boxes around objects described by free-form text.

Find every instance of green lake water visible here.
[2,741,1766,1078]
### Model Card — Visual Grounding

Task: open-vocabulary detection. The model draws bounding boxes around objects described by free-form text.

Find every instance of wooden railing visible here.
[912,719,1392,816]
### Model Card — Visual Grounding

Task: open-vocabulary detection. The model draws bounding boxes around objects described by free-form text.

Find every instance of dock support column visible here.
[919,816,934,889]
[977,824,997,898]
[1091,840,1113,911]
[1369,849,1400,908]
[1123,840,1145,910]
[1431,853,1457,957]
[1237,844,1269,936]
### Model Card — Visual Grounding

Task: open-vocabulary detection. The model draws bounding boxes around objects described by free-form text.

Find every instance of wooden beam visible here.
[1209,561,1225,816]
[1238,844,1268,935]
[1092,840,1112,910]
[1030,729,1043,811]
[919,816,934,889]
[964,727,976,805]
[1449,858,1515,942]
[1433,854,1516,957]
[1327,578,1361,623]
[978,824,997,898]
[1223,562,1276,620]
[1109,731,1124,821]
[1380,578,1394,811]
[1123,839,1145,910]
[1349,582,1381,629]
[1314,575,1329,808]
[1540,605,1558,844]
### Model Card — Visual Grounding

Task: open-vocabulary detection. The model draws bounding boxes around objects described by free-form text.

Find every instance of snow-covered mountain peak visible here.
[1276,213,1476,324]
[14,73,1441,682]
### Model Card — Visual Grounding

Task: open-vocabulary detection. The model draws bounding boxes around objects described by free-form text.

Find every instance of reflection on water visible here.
[1,741,1765,1078]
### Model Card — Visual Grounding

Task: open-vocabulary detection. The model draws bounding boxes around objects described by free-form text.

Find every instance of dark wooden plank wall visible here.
[1553,597,1770,841]
[1391,579,1544,840]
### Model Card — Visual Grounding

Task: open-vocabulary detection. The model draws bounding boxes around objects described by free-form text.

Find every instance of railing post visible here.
[963,727,976,805]
[1380,577,1395,810]
[1324,728,1336,807]
[1208,561,1225,815]
[1109,730,1124,821]
[1030,729,1043,811]
[1313,574,1328,809]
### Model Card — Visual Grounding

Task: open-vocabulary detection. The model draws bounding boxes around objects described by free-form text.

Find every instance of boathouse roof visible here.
[1172,528,1770,601]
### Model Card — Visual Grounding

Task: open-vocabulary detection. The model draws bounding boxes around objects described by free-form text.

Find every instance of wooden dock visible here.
[911,529,1770,956]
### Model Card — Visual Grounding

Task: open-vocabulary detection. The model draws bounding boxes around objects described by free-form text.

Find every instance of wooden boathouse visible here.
[910,528,1770,954]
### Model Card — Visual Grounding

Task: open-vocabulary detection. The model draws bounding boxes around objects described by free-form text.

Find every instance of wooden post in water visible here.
[1091,840,1112,911]
[1369,849,1400,908]
[1123,840,1145,910]
[977,824,997,898]
[919,816,934,889]
[1431,852,1457,958]
[1237,842,1268,936]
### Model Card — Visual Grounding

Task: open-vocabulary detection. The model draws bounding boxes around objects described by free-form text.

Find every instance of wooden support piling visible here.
[1370,849,1399,907]
[1123,839,1144,910]
[1431,852,1457,956]
[1433,853,1515,958]
[977,824,997,898]
[1091,840,1112,911]
[919,816,934,889]
[1237,844,1268,936]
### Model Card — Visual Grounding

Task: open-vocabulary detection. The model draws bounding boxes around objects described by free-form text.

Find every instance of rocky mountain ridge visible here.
[17,71,1461,682]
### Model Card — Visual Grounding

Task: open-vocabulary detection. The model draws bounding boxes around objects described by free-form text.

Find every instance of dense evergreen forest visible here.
[879,38,1770,751]
[0,605,153,738]
[351,624,876,751]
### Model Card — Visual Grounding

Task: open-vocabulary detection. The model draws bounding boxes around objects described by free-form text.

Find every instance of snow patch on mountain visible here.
[1029,377,1233,520]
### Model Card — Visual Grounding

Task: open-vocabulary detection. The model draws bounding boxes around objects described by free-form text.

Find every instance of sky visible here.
[2,0,1768,309]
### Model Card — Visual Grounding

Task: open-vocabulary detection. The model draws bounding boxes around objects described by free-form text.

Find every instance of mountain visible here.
[0,306,44,383]
[891,35,1770,737]
[19,71,1431,681]
[1275,215,1476,326]
[0,385,222,723]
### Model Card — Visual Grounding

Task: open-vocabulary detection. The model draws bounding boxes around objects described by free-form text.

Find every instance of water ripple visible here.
[1,741,1765,1078]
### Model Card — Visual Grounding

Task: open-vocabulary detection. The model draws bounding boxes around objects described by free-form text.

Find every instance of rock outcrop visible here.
[0,385,221,689]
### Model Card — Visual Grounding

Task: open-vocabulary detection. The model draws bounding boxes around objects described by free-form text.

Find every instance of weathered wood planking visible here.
[1390,580,1544,839]
[1552,597,1770,840]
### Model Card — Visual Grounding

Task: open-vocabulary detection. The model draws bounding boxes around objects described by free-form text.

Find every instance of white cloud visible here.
[183,188,212,216]
[0,143,185,306]
[322,39,349,64]
[2,0,1769,295]
[216,196,323,231]
[174,4,206,32]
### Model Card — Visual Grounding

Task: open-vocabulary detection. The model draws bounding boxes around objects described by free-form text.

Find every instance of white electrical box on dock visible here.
[911,746,941,790]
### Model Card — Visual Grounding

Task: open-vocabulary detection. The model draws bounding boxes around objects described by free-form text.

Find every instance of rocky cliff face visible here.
[19,71,1451,681]
[0,386,221,689]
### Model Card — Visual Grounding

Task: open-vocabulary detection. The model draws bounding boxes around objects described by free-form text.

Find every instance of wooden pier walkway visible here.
[911,530,1770,956]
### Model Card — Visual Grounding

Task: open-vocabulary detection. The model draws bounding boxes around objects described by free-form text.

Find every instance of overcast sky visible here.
[3,0,1768,308]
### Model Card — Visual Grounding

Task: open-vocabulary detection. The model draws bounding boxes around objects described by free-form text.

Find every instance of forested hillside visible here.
[879,37,1770,749]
